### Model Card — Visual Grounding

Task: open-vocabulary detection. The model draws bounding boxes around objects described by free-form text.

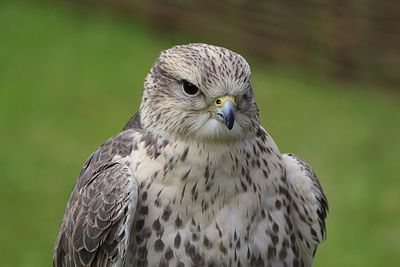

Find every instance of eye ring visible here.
[182,80,200,96]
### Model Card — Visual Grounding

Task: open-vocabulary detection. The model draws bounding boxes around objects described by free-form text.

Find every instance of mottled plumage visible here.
[53,43,328,267]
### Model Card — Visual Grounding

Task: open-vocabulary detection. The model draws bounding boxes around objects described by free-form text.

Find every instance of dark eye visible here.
[182,80,200,96]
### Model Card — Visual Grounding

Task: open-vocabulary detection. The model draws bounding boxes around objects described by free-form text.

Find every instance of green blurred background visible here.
[1,0,399,266]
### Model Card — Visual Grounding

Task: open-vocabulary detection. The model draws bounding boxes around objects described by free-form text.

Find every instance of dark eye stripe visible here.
[182,80,199,96]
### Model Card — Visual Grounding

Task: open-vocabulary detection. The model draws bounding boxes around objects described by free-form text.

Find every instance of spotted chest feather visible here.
[123,129,302,267]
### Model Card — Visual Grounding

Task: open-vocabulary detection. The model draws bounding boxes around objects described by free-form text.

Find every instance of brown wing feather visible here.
[53,129,139,267]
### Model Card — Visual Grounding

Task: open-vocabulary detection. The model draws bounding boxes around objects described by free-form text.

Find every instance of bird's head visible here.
[140,43,259,143]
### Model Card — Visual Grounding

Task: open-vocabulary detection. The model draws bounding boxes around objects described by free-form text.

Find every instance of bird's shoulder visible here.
[72,112,142,194]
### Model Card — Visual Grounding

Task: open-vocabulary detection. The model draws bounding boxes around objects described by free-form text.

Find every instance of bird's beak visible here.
[214,96,236,130]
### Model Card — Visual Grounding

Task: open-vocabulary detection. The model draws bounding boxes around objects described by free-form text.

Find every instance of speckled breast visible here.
[124,136,295,267]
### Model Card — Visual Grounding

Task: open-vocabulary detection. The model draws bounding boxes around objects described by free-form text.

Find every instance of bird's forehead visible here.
[156,44,251,95]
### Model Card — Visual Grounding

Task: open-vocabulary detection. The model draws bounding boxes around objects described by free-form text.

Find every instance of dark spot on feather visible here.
[139,205,148,215]
[161,205,172,221]
[135,219,145,231]
[175,214,182,228]
[271,234,279,245]
[152,218,161,232]
[164,246,174,261]
[218,241,227,255]
[279,247,287,259]
[154,239,165,252]
[273,222,279,233]
[185,241,204,265]
[192,232,199,241]
[275,199,282,209]
[203,235,212,248]
[174,232,181,249]
[181,168,191,181]
[181,147,189,162]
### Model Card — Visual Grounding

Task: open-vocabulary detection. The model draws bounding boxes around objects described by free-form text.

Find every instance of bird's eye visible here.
[182,80,200,96]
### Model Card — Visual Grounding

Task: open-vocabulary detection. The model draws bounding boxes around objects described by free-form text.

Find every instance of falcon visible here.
[53,43,328,267]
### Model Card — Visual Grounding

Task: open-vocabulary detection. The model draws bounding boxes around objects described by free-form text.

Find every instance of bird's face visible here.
[140,43,259,142]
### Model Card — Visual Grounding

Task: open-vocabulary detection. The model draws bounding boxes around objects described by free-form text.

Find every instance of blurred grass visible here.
[0,1,399,266]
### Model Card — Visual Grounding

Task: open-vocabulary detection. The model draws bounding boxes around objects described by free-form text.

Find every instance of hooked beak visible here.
[215,96,236,130]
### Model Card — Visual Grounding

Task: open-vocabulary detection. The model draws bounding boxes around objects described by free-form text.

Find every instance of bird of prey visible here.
[53,43,328,267]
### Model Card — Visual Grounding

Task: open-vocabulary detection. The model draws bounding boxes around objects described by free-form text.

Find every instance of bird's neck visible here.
[133,127,275,188]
